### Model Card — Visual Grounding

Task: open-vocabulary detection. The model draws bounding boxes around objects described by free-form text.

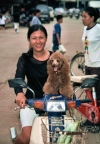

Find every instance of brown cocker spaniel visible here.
[43,52,73,98]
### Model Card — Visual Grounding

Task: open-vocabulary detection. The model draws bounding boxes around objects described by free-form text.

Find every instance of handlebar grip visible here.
[80,99,92,103]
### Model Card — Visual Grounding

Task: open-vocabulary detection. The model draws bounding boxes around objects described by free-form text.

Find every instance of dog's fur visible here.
[43,52,73,98]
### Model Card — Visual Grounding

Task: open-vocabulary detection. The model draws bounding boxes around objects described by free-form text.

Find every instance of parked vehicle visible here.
[19,13,28,27]
[69,8,74,18]
[54,7,67,17]
[69,13,73,18]
[75,8,80,19]
[75,13,80,19]
[36,4,50,23]
[88,1,100,8]
[5,11,13,28]
[48,6,54,21]
[97,18,100,23]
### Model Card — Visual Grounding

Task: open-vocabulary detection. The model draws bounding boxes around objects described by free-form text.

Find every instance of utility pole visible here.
[77,0,79,8]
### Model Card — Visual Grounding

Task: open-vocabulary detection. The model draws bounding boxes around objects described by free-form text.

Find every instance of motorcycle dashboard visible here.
[46,100,65,112]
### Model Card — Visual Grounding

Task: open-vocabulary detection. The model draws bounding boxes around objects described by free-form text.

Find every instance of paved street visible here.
[0,17,100,144]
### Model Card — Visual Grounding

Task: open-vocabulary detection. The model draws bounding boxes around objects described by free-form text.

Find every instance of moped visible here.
[75,13,80,19]
[69,13,73,19]
[8,78,90,144]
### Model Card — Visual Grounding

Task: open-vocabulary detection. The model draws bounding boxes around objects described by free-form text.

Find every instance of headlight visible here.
[47,101,65,112]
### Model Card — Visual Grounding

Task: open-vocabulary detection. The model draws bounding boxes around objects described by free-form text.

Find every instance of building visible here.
[0,0,100,13]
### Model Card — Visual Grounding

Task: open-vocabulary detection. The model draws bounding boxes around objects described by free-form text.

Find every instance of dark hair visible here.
[56,15,63,21]
[0,13,2,18]
[83,7,100,22]
[27,24,48,40]
[29,9,35,15]
[34,9,41,15]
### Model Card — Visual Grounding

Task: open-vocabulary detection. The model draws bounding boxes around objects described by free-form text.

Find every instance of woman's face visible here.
[29,30,47,52]
[36,12,41,18]
[81,11,94,27]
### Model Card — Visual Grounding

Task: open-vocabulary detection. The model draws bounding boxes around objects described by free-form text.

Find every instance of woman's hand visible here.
[15,92,27,109]
[58,40,61,45]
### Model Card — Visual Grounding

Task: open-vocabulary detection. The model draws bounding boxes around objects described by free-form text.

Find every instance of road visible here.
[0,17,99,144]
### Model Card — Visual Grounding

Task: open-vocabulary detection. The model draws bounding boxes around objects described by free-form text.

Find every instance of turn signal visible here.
[67,101,76,109]
[34,101,44,110]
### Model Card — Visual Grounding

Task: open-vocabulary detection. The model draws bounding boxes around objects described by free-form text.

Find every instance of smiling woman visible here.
[28,29,47,53]
[13,24,53,144]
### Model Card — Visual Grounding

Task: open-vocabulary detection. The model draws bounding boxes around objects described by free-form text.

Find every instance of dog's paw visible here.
[67,94,73,99]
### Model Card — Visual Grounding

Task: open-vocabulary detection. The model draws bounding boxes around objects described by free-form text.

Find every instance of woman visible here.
[82,6,100,75]
[81,7,100,127]
[31,9,41,25]
[14,24,52,144]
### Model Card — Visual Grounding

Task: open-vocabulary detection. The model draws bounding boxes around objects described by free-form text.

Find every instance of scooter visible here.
[8,78,91,144]
[75,13,80,19]
[69,13,73,18]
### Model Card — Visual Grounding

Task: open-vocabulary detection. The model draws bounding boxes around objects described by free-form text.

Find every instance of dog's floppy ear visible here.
[46,57,54,74]
[47,58,51,65]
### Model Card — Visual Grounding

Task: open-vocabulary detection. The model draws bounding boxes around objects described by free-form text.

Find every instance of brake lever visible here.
[14,107,20,111]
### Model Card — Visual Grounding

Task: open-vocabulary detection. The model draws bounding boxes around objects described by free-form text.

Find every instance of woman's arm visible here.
[14,56,25,94]
[14,55,27,108]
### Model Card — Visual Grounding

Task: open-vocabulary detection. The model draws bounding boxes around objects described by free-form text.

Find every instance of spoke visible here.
[70,53,85,76]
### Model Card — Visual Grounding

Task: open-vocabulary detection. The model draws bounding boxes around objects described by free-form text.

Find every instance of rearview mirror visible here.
[8,78,28,88]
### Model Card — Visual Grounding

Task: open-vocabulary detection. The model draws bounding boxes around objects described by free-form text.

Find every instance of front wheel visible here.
[70,52,85,76]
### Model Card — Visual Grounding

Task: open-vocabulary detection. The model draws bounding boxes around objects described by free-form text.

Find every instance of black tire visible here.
[70,53,85,76]
[72,86,87,121]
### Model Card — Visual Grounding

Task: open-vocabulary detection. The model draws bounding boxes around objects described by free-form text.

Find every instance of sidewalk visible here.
[0,17,99,144]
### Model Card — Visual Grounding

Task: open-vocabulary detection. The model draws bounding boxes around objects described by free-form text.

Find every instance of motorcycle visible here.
[69,13,73,19]
[75,13,80,19]
[8,78,90,144]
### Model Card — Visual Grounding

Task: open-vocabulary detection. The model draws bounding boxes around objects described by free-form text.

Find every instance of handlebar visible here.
[66,98,92,109]
[14,97,92,111]
[80,99,92,103]
[26,98,92,110]
[9,78,92,111]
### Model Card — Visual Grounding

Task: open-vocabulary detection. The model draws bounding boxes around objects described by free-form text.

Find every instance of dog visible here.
[43,52,73,98]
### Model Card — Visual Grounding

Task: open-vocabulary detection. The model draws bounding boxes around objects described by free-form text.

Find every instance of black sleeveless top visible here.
[14,48,53,99]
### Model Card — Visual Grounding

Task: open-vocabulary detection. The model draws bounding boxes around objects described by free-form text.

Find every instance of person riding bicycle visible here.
[13,24,53,144]
[81,7,100,127]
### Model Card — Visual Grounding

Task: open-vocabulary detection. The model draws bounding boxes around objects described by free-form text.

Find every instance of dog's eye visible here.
[57,59,60,62]
[50,60,53,63]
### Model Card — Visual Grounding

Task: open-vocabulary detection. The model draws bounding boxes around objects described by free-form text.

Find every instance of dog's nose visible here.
[52,60,58,65]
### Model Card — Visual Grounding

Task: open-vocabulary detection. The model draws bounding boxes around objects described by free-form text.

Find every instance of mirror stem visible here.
[27,86,35,99]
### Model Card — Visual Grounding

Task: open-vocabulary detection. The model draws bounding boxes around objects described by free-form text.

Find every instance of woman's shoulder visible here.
[93,23,100,32]
[96,23,100,28]
[83,26,87,30]
[19,48,33,61]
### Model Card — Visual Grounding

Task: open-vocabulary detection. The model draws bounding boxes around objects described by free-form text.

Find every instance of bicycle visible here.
[70,52,85,76]
[71,74,100,133]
